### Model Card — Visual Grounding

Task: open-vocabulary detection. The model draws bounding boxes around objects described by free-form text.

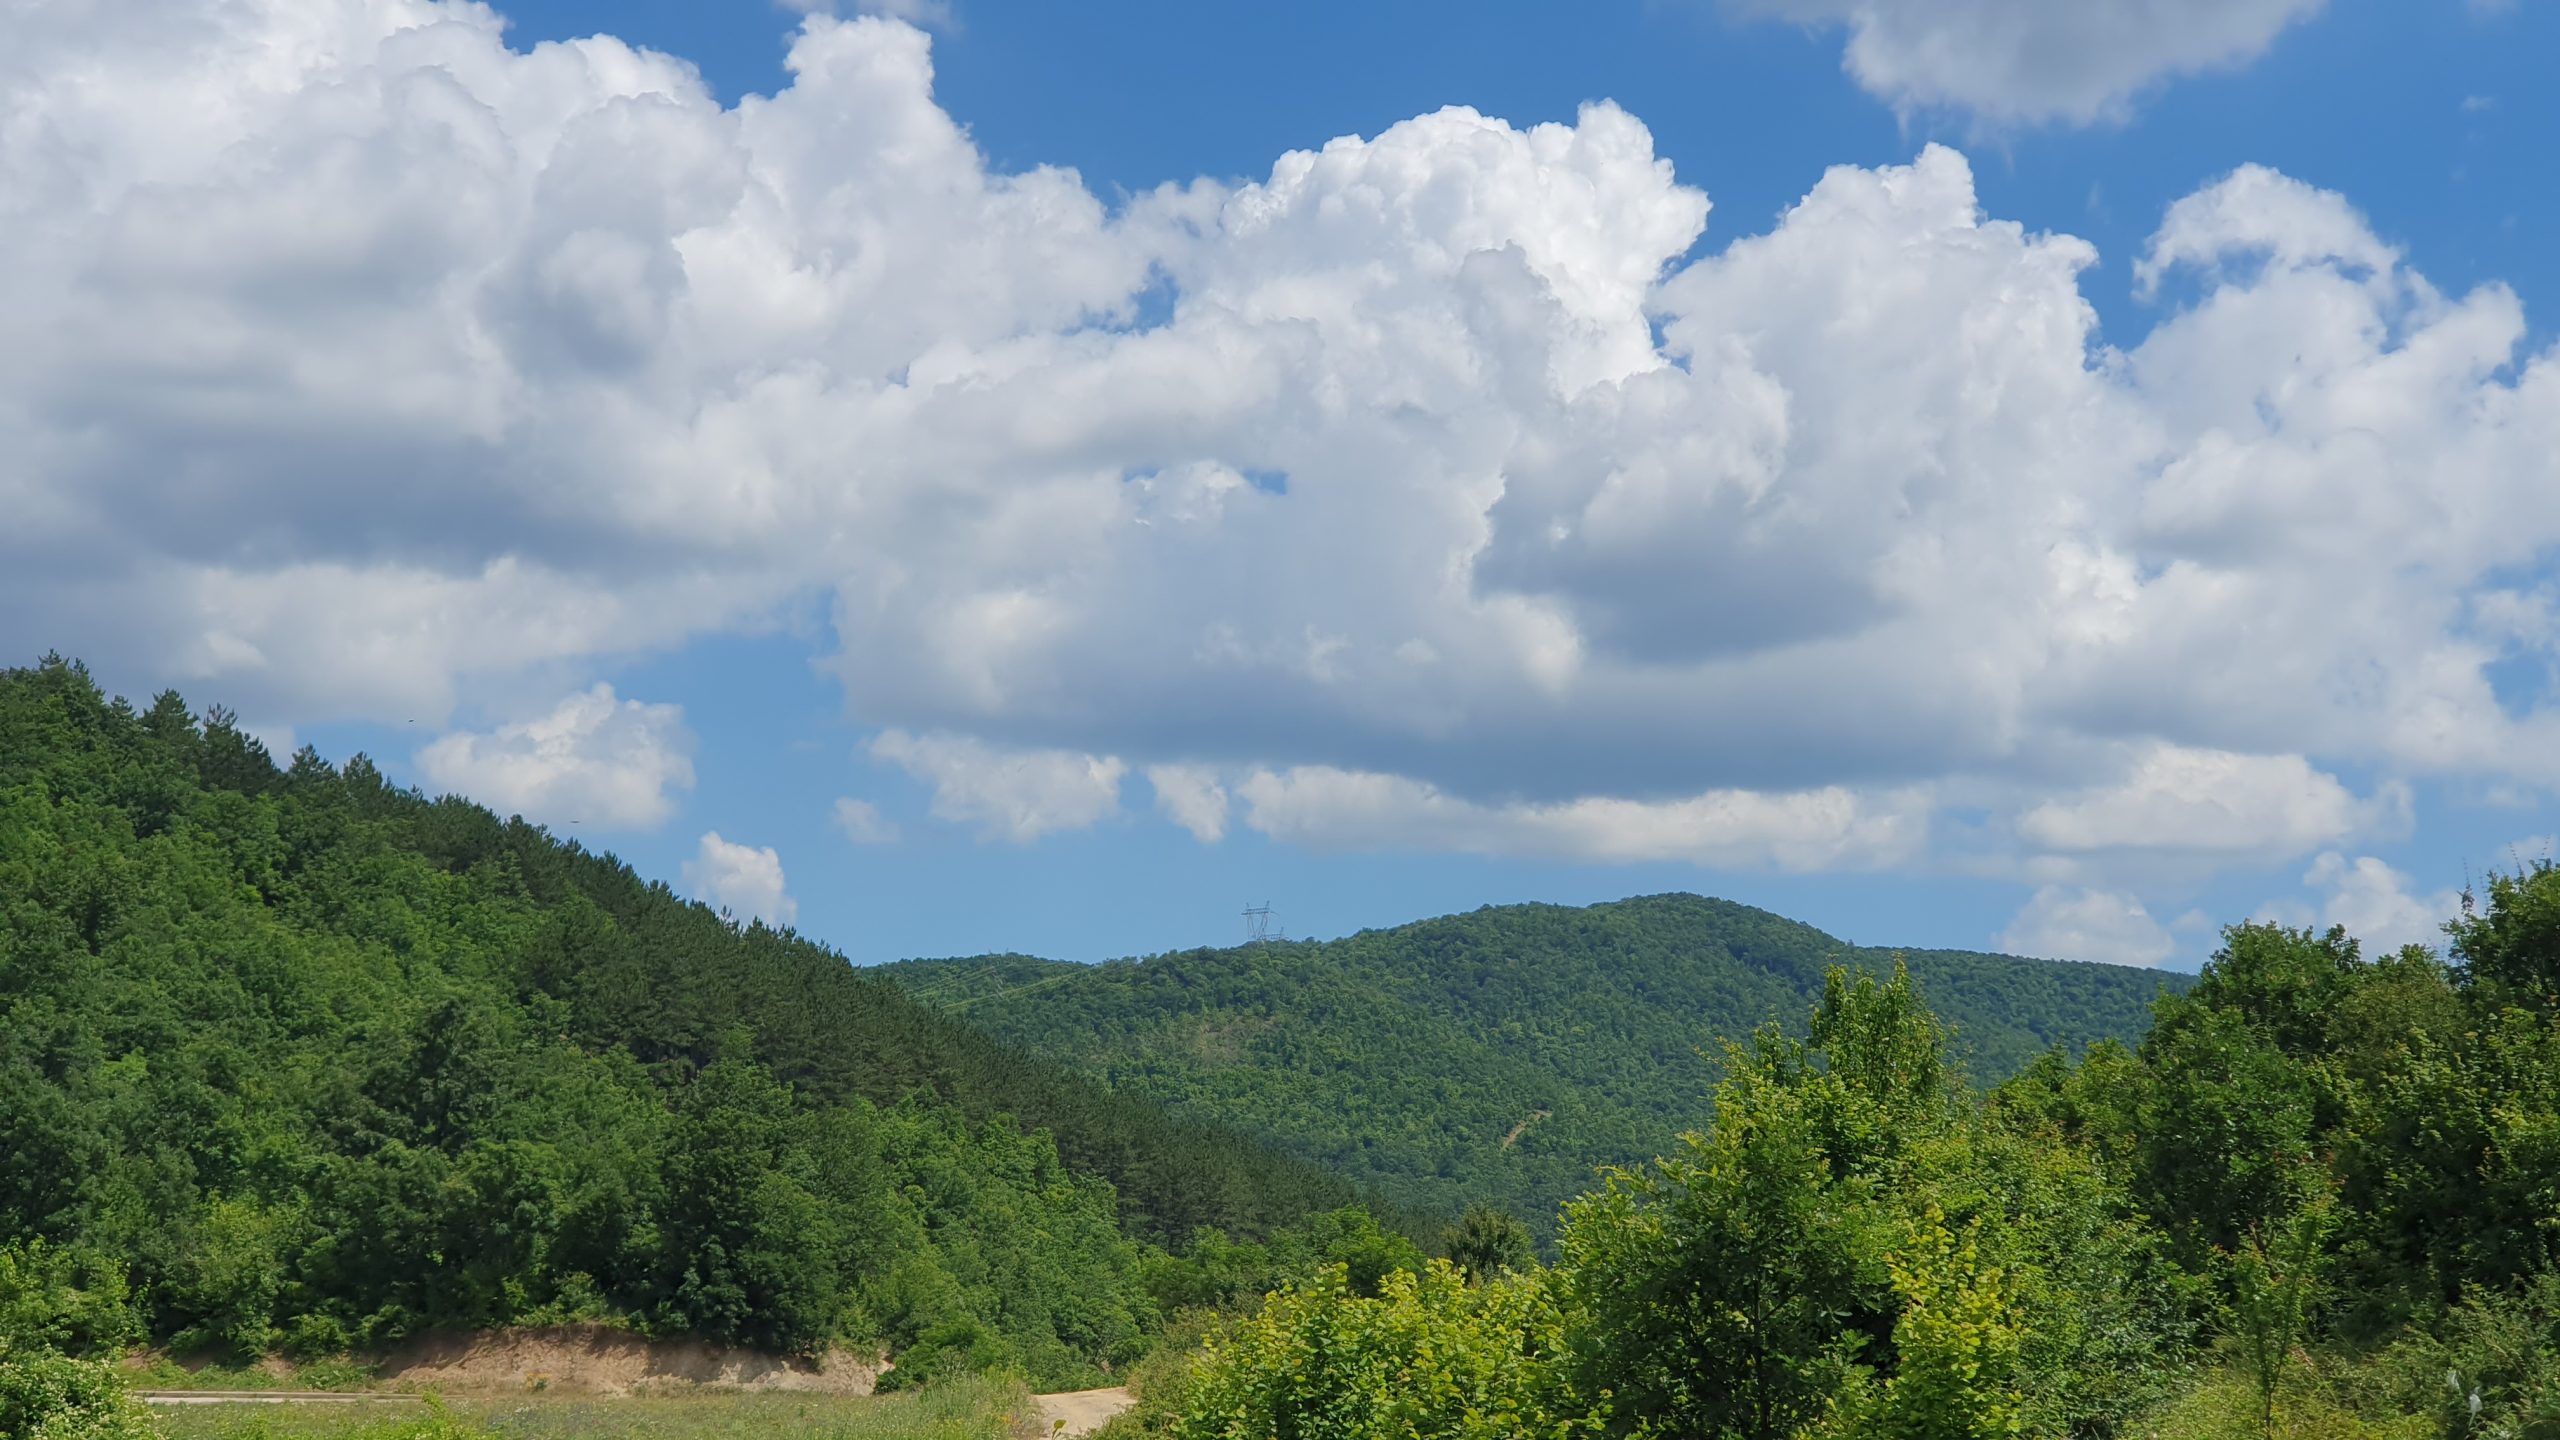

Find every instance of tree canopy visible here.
[884,895,2182,1228]
[1132,889,2560,1438]
[0,655,1409,1385]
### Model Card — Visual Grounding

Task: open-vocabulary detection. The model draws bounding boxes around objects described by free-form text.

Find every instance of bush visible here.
[2145,1367,2428,1440]
[0,1351,161,1440]
[872,1314,1015,1393]
[1439,1206,1535,1286]
[165,1197,302,1358]
[1174,1262,1601,1440]
[2368,1272,2560,1439]
[1093,1309,1224,1439]
[0,1241,144,1358]
[1815,1209,2027,1440]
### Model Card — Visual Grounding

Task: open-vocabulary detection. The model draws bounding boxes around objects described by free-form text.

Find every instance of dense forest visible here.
[0,655,1413,1389]
[1109,878,2560,1439]
[884,898,2181,1227]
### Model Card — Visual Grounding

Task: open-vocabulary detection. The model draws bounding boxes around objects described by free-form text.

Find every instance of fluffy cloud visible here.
[2015,746,2400,856]
[832,796,900,844]
[870,730,1126,841]
[5,3,2558,907]
[1147,764,1231,843]
[416,684,693,829]
[2298,852,2463,955]
[1996,886,2180,968]
[1236,767,1925,871]
[684,831,798,926]
[2135,163,2399,295]
[782,0,953,24]
[1726,0,2326,125]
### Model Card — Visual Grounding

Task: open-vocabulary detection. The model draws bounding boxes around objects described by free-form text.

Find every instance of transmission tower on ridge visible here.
[1243,902,1284,945]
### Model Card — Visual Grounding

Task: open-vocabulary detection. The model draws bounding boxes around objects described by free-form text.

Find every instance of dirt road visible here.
[1033,1386,1134,1435]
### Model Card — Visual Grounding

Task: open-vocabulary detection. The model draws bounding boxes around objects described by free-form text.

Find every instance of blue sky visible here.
[8,0,2557,968]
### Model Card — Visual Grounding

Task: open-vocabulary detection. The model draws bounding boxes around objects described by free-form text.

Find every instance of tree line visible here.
[883,892,2180,1232]
[0,654,1419,1391]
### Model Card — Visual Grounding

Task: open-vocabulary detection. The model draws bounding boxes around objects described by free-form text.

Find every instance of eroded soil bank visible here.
[375,1326,881,1396]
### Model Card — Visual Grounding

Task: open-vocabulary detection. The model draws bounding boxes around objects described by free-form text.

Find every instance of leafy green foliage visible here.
[883,896,2182,1229]
[0,1242,144,1359]
[0,1351,160,1440]
[1824,1208,2028,1440]
[1440,1206,1535,1287]
[2366,1271,2560,1439]
[0,655,1396,1384]
[1172,1263,1605,1440]
[2449,861,2560,1012]
[2225,1187,2335,1440]
[1555,965,2135,1440]
[1136,1209,1426,1317]
[1142,964,2212,1440]
[1560,1030,1893,1439]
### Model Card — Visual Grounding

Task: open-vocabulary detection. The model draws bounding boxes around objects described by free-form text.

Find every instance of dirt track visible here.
[1033,1386,1134,1436]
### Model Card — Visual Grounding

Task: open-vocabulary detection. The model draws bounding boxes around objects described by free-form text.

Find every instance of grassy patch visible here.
[2143,1368,2431,1440]
[125,1355,379,1392]
[150,1377,1035,1440]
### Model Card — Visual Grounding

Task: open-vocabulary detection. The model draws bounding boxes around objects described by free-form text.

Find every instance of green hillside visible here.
[0,656,1391,1386]
[883,895,2186,1228]
[1116,890,2560,1440]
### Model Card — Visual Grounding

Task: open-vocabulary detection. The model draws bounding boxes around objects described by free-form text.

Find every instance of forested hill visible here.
[883,894,2187,1228]
[0,656,1387,1383]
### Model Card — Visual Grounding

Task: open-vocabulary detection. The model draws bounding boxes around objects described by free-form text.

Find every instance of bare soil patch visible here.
[373,1325,880,1397]
[1033,1387,1134,1436]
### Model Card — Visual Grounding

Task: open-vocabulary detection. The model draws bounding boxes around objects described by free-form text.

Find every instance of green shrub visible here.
[2368,1272,2560,1439]
[1093,1309,1223,1439]
[1815,1209,2028,1440]
[1174,1262,1601,1440]
[872,1314,1015,1393]
[166,1197,310,1359]
[2146,1368,2428,1440]
[0,1350,161,1440]
[1439,1206,1535,1287]
[0,1241,144,1358]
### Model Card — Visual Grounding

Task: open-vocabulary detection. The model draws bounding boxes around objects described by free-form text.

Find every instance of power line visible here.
[1244,902,1284,945]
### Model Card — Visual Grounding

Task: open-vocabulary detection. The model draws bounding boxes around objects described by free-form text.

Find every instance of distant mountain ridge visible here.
[882,893,2188,1229]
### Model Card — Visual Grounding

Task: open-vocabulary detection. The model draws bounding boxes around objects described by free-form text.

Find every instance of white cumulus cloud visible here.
[416,683,694,830]
[1236,766,1925,871]
[1727,0,2328,125]
[2299,852,2462,955]
[2,4,2558,906]
[1996,886,2180,968]
[869,730,1126,841]
[684,831,798,926]
[1147,764,1231,843]
[2015,746,2400,856]
[2135,163,2399,296]
[832,796,900,844]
